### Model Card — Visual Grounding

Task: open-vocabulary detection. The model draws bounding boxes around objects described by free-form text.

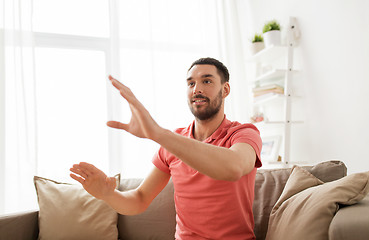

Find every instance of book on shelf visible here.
[253,88,284,97]
[252,84,284,97]
[253,92,284,103]
[253,84,284,92]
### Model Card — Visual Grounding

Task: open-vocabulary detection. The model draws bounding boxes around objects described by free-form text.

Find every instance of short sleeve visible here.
[231,126,262,168]
[152,147,171,174]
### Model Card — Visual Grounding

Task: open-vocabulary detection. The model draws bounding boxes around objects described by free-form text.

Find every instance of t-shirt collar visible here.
[187,115,231,143]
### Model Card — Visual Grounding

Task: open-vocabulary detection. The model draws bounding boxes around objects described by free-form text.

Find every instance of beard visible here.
[188,89,223,121]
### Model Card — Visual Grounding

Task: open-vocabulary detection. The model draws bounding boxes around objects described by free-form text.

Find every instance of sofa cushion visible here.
[329,194,369,240]
[118,178,176,240]
[265,166,369,240]
[253,160,347,240]
[34,175,120,240]
[0,210,38,240]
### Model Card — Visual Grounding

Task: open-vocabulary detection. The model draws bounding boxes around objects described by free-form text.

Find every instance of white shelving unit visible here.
[248,17,302,166]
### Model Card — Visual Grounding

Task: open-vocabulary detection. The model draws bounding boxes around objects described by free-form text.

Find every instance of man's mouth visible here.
[192,95,209,105]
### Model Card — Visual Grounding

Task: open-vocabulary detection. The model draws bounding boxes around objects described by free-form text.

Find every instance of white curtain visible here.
[107,0,221,178]
[108,0,250,178]
[1,0,38,213]
[0,0,250,214]
[216,0,251,122]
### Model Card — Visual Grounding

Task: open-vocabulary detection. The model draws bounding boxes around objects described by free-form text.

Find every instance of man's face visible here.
[186,64,228,121]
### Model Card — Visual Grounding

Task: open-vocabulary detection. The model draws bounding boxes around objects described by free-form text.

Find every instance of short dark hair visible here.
[188,57,230,83]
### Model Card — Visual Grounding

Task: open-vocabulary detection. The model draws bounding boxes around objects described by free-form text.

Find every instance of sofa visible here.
[1,160,369,240]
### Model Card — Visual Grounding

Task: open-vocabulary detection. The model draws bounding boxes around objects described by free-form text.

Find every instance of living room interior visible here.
[1,0,369,239]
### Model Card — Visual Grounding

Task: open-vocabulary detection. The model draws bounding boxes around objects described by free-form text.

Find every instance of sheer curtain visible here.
[216,0,252,123]
[0,0,249,214]
[108,0,250,178]
[2,0,111,214]
[1,0,38,213]
[108,0,223,178]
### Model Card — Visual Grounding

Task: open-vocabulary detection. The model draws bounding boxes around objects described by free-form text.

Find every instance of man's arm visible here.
[70,163,170,215]
[156,131,256,181]
[107,76,257,181]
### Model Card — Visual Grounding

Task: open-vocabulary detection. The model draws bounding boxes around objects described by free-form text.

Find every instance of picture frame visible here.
[261,135,282,163]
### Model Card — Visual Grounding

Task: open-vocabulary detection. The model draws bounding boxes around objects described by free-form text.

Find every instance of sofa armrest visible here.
[329,194,369,240]
[0,210,39,240]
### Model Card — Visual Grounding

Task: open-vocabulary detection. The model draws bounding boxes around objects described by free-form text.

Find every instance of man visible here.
[70,58,262,239]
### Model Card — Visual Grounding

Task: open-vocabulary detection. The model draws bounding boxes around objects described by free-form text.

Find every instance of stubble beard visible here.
[189,89,223,121]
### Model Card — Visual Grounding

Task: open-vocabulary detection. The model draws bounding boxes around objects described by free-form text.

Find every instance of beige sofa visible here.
[1,160,369,240]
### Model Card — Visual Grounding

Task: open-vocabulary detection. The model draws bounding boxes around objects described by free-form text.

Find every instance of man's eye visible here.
[188,82,195,87]
[204,80,211,84]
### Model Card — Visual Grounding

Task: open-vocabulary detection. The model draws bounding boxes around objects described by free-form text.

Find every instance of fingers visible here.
[108,75,117,82]
[70,165,87,178]
[70,173,85,184]
[69,162,98,182]
[108,75,127,92]
[106,121,129,131]
[108,75,136,102]
[79,162,99,174]
[109,75,124,89]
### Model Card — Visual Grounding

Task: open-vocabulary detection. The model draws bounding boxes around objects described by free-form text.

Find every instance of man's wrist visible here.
[151,127,171,144]
[101,189,119,203]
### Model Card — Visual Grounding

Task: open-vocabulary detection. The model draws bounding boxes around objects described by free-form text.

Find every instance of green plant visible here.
[251,34,264,43]
[262,20,281,33]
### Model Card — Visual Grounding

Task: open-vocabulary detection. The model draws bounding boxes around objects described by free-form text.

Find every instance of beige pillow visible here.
[265,166,369,240]
[34,175,120,240]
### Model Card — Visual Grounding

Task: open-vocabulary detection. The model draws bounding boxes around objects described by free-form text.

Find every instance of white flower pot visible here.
[249,42,265,55]
[263,30,281,47]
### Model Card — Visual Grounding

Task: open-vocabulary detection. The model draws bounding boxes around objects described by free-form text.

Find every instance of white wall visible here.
[243,0,369,174]
[0,29,5,213]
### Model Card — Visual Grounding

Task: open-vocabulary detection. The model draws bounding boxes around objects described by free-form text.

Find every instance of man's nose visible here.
[193,83,203,94]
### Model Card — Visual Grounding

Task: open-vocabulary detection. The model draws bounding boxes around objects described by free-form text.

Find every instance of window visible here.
[32,0,111,180]
[1,0,222,213]
[35,48,109,180]
[33,0,109,37]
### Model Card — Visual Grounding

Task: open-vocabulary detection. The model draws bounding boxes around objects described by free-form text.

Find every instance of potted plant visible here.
[249,33,265,55]
[262,20,281,47]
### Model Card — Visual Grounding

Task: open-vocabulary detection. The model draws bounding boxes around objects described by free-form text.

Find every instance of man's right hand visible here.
[106,75,164,141]
[70,162,117,200]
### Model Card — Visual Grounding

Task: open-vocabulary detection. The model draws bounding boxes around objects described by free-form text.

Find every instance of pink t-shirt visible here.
[152,117,262,240]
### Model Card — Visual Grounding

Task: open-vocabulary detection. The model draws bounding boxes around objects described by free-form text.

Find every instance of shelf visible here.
[264,161,309,166]
[253,93,303,105]
[267,120,304,124]
[266,161,284,164]
[253,93,284,105]
[252,69,300,85]
[247,45,288,64]
[247,17,302,166]
[254,120,304,126]
[254,69,285,83]
[286,161,311,165]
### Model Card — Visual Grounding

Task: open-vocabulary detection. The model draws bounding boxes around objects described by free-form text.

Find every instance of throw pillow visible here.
[265,166,369,240]
[253,160,347,240]
[34,175,120,240]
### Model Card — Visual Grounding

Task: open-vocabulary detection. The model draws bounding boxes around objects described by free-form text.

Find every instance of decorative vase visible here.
[249,42,265,55]
[263,30,281,47]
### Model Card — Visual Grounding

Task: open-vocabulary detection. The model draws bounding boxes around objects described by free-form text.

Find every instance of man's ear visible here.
[223,82,230,98]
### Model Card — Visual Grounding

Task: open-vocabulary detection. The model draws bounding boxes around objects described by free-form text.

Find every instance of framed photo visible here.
[261,135,281,163]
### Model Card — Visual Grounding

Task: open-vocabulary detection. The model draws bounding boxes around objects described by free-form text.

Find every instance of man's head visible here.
[186,58,230,121]
[188,57,230,84]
